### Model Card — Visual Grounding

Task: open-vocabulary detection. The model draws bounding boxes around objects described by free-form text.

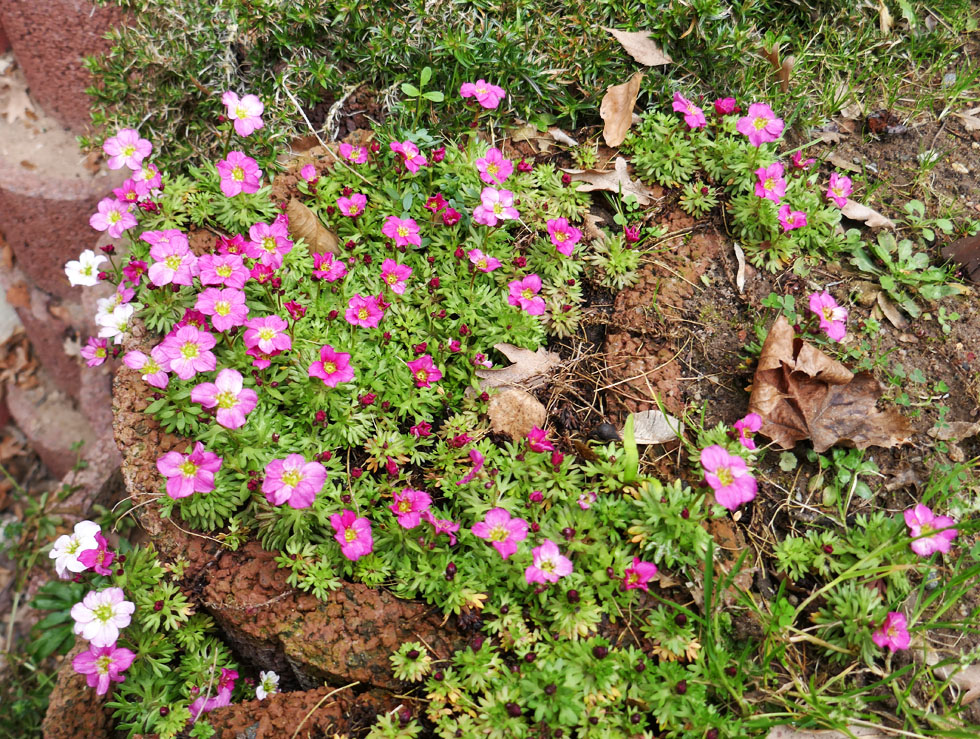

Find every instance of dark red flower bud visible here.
[154,600,164,611]
[592,645,608,659]
[506,702,522,718]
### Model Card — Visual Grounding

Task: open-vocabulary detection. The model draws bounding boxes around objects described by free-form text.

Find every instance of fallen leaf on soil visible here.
[3,87,33,123]
[840,200,895,229]
[488,388,547,440]
[748,317,914,453]
[629,410,684,444]
[826,152,862,172]
[564,157,657,206]
[767,726,888,739]
[928,420,980,442]
[476,343,561,390]
[941,234,980,283]
[547,127,579,147]
[600,71,644,147]
[884,466,923,491]
[920,641,980,705]
[876,292,908,329]
[955,106,980,132]
[286,199,339,254]
[604,28,672,66]
[733,242,746,294]
[581,212,607,243]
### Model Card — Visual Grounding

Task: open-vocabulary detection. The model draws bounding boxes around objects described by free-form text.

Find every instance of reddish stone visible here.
[41,640,112,739]
[0,22,9,54]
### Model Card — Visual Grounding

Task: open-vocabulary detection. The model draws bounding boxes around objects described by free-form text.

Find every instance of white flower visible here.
[71,587,135,647]
[97,303,135,344]
[255,670,279,700]
[49,520,101,578]
[65,250,107,287]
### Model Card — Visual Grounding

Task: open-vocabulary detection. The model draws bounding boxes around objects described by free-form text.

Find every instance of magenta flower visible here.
[112,177,148,206]
[406,354,442,388]
[311,252,347,282]
[308,344,354,387]
[339,142,369,164]
[217,151,262,196]
[134,161,162,189]
[525,540,573,584]
[146,231,198,287]
[390,140,428,173]
[157,325,217,380]
[526,426,554,453]
[77,533,115,576]
[808,291,848,342]
[81,337,109,367]
[190,668,238,720]
[89,197,137,238]
[733,413,762,450]
[221,90,265,137]
[904,504,958,557]
[425,193,448,213]
[72,642,135,696]
[195,287,248,332]
[410,421,433,438]
[156,442,222,499]
[700,445,757,511]
[471,508,529,560]
[443,207,461,226]
[243,315,291,355]
[247,217,293,269]
[467,248,501,273]
[300,164,317,182]
[456,448,485,486]
[330,509,374,560]
[421,510,460,545]
[71,587,135,647]
[381,216,422,247]
[123,347,170,389]
[263,454,327,509]
[672,92,707,129]
[714,97,737,115]
[390,488,432,529]
[623,557,658,592]
[460,79,506,109]
[754,162,786,203]
[337,193,367,218]
[791,151,815,170]
[122,259,148,285]
[217,233,248,256]
[345,293,384,328]
[191,368,258,429]
[473,187,519,226]
[199,253,248,289]
[475,147,514,185]
[736,102,785,146]
[872,611,911,652]
[826,172,853,208]
[778,205,808,232]
[103,128,152,170]
[546,218,582,256]
[507,274,546,316]
[381,259,412,294]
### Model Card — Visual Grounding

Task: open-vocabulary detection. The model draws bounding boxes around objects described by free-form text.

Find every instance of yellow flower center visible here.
[754,117,768,130]
[215,390,237,409]
[477,259,487,269]
[122,144,136,157]
[215,301,231,316]
[165,255,182,270]
[489,525,509,542]
[180,460,199,478]
[522,288,534,299]
[345,528,357,542]
[95,347,107,358]
[216,265,233,277]
[235,105,248,119]
[398,499,412,513]
[258,327,276,341]
[397,226,409,237]
[181,342,199,359]
[487,163,498,175]
[493,203,504,215]
[107,211,121,224]
[144,358,160,373]
[281,470,302,488]
[232,166,245,182]
[416,370,428,383]
[323,361,337,374]
[357,308,368,320]
[764,177,775,190]
[96,655,112,675]
[385,273,397,285]
[262,236,277,253]
[716,466,734,487]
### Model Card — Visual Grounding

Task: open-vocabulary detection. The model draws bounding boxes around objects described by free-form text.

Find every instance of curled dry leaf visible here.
[286,198,339,254]
[487,388,547,440]
[840,200,896,230]
[875,291,908,330]
[733,242,746,294]
[600,71,644,147]
[604,28,672,66]
[476,343,561,390]
[564,156,657,206]
[928,419,980,442]
[748,317,914,453]
[767,726,887,739]
[629,410,684,444]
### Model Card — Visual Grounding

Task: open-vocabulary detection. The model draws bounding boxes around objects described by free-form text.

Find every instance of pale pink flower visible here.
[778,205,808,232]
[872,611,911,652]
[81,337,110,367]
[459,79,506,109]
[672,92,707,129]
[577,491,597,510]
[733,413,762,450]
[71,587,135,647]
[507,274,546,315]
[72,643,135,696]
[736,103,784,146]
[623,557,658,591]
[49,520,100,578]
[456,449,485,486]
[263,454,327,509]
[300,164,317,182]
[156,442,222,499]
[339,143,368,164]
[390,488,432,529]
[113,177,150,205]
[791,151,815,170]
[525,540,573,584]
[89,197,137,238]
[700,445,757,511]
[217,151,262,196]
[471,508,528,559]
[381,259,412,294]
[473,187,519,226]
[754,162,786,203]
[191,368,258,429]
[133,161,162,189]
[808,291,848,342]
[390,140,427,173]
[247,217,293,269]
[123,347,170,389]
[826,172,853,208]
[546,218,582,256]
[526,426,553,452]
[904,504,958,557]
[421,510,460,545]
[199,253,248,289]
[243,315,291,354]
[308,344,354,387]
[337,193,367,218]
[313,251,348,281]
[103,128,152,170]
[467,248,501,273]
[406,354,442,388]
[157,325,217,380]
[221,90,265,137]
[77,533,115,576]
[330,509,374,560]
[345,293,384,328]
[475,147,513,185]
[196,287,248,332]
[381,216,422,247]
[147,232,198,287]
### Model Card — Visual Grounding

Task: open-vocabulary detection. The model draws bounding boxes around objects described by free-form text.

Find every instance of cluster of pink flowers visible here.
[87,128,159,241]
[700,412,762,511]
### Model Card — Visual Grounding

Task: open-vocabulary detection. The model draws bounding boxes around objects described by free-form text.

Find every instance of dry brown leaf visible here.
[564,156,657,206]
[604,28,672,66]
[942,234,980,283]
[841,200,896,229]
[827,152,861,172]
[600,71,644,147]
[878,0,894,34]
[876,291,908,329]
[928,420,980,441]
[3,87,33,123]
[476,343,561,390]
[733,243,746,294]
[488,388,547,440]
[748,317,914,453]
[767,726,887,739]
[955,111,980,132]
[780,56,795,93]
[547,127,579,147]
[286,199,339,254]
[581,212,607,243]
[630,410,684,444]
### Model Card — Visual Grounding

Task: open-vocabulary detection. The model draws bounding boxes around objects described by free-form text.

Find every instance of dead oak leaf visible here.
[941,233,980,283]
[286,199,339,254]
[748,317,914,453]
[564,156,657,206]
[600,71,643,147]
[476,343,561,390]
[604,28,672,66]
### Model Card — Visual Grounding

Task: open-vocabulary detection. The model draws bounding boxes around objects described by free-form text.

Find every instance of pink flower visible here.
[243,315,291,354]
[113,177,150,204]
[217,151,262,196]
[872,611,911,652]
[546,218,582,256]
[89,198,137,238]
[736,103,784,146]
[81,337,110,367]
[577,491,596,510]
[754,162,786,203]
[700,445,757,511]
[623,557,658,591]
[421,510,460,545]
[526,426,554,452]
[904,504,958,556]
[146,232,198,287]
[475,147,513,185]
[471,508,529,560]
[733,413,762,450]
[623,224,641,243]
[285,300,306,321]
[247,217,293,269]
[312,252,348,281]
[714,97,737,115]
[390,140,428,173]
[103,128,152,170]
[217,233,248,255]
[507,274,546,315]
[330,509,374,560]
[381,216,422,247]
[308,344,354,387]
[71,587,135,647]
[263,454,327,509]
[410,421,432,438]
[425,193,448,213]
[191,368,258,429]
[456,448,485,486]
[390,488,432,529]
[123,347,170,389]
[77,533,115,576]
[156,442,222,499]
[808,291,848,342]
[339,143,368,164]
[672,92,706,129]
[195,287,248,332]
[525,540,573,584]
[157,325,217,380]
[381,259,412,294]
[473,187,519,226]
[826,172,853,208]
[221,90,264,137]
[778,205,808,232]
[199,253,248,289]
[72,642,135,696]
[467,248,501,273]
[406,354,442,388]
[345,293,384,328]
[190,668,238,720]
[133,161,161,189]
[300,164,317,182]
[443,207,461,226]
[337,193,367,218]
[123,259,148,285]
[459,79,506,109]
[791,151,815,170]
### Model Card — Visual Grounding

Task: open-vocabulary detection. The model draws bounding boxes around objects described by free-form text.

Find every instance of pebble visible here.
[952,162,970,174]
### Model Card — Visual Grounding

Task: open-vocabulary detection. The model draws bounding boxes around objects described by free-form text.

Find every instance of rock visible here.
[42,639,112,739]
[488,387,546,440]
